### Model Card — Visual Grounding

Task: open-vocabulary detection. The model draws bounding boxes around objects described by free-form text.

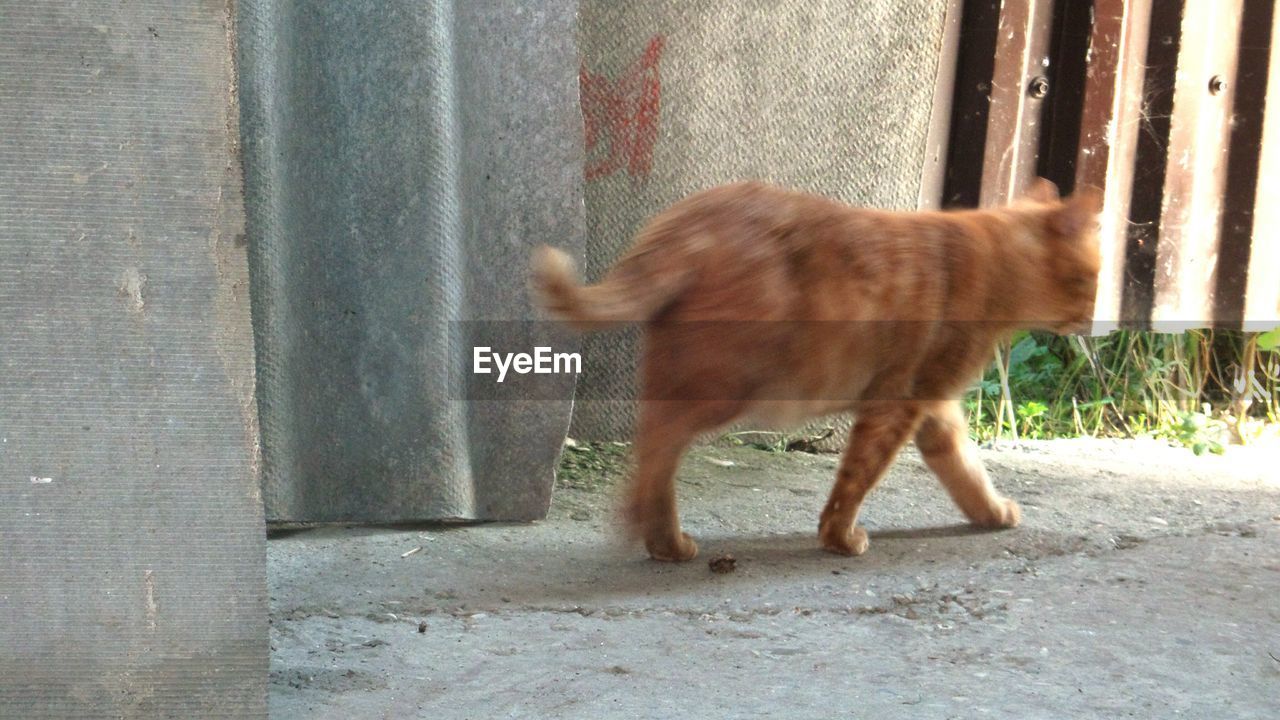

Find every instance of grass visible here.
[558,331,1280,463]
[967,329,1280,454]
[556,440,630,490]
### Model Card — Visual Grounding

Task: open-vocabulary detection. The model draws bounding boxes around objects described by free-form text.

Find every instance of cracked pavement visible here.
[268,439,1280,719]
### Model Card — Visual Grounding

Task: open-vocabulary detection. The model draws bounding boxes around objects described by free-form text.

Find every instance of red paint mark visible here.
[580,35,665,182]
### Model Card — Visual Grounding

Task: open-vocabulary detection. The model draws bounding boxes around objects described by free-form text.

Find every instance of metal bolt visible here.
[1209,75,1227,95]
[1029,76,1050,99]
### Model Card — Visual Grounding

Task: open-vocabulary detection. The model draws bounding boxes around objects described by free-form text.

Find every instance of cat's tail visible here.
[530,245,689,331]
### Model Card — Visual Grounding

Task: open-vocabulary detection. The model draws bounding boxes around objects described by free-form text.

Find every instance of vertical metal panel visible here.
[1214,0,1275,327]
[1075,0,1154,331]
[980,0,1056,205]
[1151,0,1246,330]
[920,0,967,208]
[1243,1,1280,329]
[1035,0,1094,193]
[238,0,585,522]
[1118,0,1182,328]
[944,0,1002,207]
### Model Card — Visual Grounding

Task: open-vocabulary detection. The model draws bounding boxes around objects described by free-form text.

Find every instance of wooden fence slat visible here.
[1152,0,1246,330]
[1075,0,1154,332]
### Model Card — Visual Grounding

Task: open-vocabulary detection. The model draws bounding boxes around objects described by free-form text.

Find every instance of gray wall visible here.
[0,3,266,717]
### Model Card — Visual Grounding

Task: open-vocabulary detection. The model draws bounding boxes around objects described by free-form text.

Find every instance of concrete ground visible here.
[268,439,1279,719]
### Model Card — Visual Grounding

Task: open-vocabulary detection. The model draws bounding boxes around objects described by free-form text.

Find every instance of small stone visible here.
[708,555,737,574]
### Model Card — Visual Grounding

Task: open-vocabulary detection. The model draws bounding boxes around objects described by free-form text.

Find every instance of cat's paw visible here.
[975,497,1021,529]
[997,498,1022,527]
[819,523,869,556]
[646,532,699,562]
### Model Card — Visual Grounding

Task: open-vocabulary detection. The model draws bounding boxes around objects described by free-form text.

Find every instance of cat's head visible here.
[1019,179,1103,334]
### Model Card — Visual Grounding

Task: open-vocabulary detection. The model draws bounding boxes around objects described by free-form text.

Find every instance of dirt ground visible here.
[268,439,1279,719]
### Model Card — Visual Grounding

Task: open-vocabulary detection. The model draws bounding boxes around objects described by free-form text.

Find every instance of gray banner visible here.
[0,3,266,717]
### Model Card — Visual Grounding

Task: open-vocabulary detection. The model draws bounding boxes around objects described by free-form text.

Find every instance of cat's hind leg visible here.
[624,400,742,562]
[819,400,925,556]
[915,400,1021,528]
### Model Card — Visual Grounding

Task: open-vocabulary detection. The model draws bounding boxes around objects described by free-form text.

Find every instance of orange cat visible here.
[532,179,1101,561]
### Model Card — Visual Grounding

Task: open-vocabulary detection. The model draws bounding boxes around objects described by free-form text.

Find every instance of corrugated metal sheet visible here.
[0,3,266,717]
[951,0,1280,333]
[1246,1,1280,328]
[238,1,585,522]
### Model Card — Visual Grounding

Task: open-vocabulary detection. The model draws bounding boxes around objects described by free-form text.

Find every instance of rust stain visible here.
[580,35,666,182]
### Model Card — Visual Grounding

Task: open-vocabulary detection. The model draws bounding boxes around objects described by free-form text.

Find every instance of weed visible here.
[968,329,1280,449]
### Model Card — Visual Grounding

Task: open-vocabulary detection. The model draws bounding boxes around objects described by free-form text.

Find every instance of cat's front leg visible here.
[818,401,925,556]
[915,400,1021,528]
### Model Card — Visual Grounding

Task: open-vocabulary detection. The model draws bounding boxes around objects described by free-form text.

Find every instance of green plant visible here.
[1016,400,1049,438]
[966,329,1279,449]
[1258,327,1280,352]
[1166,410,1225,456]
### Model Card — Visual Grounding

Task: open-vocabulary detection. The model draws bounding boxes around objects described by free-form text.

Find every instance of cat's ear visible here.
[1025,177,1060,204]
[1051,186,1103,236]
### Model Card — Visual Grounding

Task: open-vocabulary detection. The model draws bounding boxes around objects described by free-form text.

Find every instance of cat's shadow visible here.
[869,523,989,541]
[270,520,1019,613]
[424,522,1002,609]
